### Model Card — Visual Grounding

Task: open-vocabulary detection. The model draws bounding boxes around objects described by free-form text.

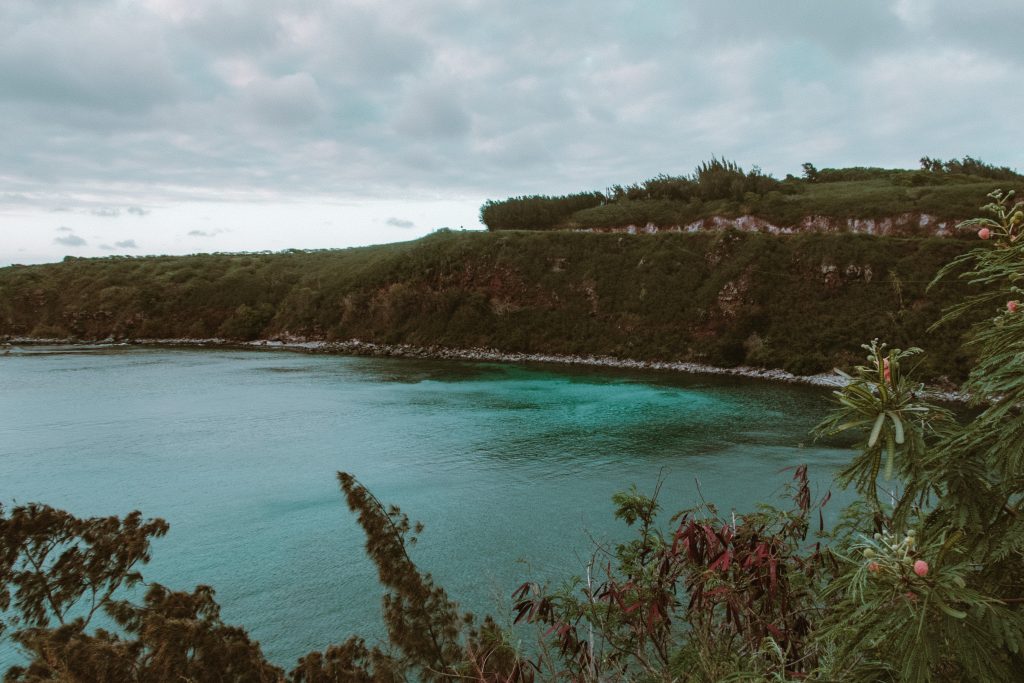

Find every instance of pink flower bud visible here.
[868,561,880,573]
[1009,301,1019,314]
[978,228,991,240]
[882,358,892,383]
[913,560,929,577]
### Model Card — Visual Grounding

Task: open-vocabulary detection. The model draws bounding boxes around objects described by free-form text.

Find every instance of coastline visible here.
[4,335,970,403]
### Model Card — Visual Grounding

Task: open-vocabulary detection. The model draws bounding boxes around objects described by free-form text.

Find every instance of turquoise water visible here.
[0,347,850,669]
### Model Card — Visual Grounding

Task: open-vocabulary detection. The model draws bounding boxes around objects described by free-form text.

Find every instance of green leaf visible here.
[888,412,905,445]
[868,412,886,448]
[934,595,967,619]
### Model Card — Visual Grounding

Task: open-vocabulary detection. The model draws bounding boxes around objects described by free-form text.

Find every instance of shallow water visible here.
[0,347,851,668]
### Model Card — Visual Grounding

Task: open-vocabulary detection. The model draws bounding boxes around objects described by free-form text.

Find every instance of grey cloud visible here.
[311,5,430,84]
[393,86,470,139]
[177,4,283,56]
[54,231,87,247]
[386,217,415,229]
[244,72,324,126]
[681,2,904,60]
[91,207,120,217]
[56,226,73,232]
[126,205,149,215]
[97,239,137,251]
[188,230,211,237]
[0,3,181,113]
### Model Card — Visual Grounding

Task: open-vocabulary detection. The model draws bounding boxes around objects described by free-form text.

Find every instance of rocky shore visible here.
[4,336,970,403]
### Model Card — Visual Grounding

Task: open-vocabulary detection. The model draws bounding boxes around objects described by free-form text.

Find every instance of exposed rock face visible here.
[818,262,874,289]
[574,213,959,237]
[716,276,749,318]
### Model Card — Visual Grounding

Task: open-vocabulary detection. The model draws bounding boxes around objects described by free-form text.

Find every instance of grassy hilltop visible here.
[0,229,986,380]
[480,157,1023,232]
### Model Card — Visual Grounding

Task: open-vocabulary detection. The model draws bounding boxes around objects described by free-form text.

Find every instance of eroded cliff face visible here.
[0,230,978,379]
[575,212,959,237]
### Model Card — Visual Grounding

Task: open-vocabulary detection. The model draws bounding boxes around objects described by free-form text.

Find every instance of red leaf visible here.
[709,550,732,572]
[647,603,660,630]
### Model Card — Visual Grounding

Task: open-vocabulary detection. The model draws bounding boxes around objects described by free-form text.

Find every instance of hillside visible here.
[480,157,1024,235]
[0,229,986,381]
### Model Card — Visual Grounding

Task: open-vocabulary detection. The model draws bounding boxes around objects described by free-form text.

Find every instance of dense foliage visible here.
[479,193,604,231]
[918,156,1022,181]
[0,505,281,681]
[0,230,983,380]
[2,195,1023,681]
[480,157,1023,232]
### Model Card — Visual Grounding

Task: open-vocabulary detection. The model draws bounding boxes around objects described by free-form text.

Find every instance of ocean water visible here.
[0,347,851,669]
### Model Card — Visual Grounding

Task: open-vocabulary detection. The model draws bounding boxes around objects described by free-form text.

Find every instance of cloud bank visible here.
[1,0,1020,214]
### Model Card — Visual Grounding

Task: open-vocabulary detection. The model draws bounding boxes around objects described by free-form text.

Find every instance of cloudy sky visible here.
[2,0,1022,265]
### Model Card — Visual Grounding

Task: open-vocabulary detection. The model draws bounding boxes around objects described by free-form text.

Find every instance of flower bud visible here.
[913,560,929,577]
[1009,300,1019,314]
[863,548,875,557]
[978,227,992,239]
[868,561,880,572]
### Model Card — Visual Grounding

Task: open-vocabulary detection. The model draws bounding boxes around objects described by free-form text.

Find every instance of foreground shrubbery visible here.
[2,193,1023,681]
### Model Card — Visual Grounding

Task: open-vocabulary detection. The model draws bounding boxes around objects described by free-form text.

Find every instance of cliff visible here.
[0,230,985,381]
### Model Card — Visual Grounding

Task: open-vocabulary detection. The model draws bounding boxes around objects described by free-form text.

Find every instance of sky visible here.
[2,0,1022,266]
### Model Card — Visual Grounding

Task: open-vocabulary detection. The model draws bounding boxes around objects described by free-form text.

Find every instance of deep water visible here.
[0,347,852,669]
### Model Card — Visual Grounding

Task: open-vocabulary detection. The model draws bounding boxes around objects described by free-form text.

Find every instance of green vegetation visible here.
[3,190,1024,681]
[479,192,604,231]
[480,157,1024,231]
[0,229,989,380]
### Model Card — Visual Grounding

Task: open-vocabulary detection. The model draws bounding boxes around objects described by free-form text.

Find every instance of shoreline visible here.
[3,336,970,402]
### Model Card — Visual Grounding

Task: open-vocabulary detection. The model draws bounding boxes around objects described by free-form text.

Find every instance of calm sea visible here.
[0,346,851,669]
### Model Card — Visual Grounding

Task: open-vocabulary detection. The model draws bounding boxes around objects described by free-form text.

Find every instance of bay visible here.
[0,347,851,668]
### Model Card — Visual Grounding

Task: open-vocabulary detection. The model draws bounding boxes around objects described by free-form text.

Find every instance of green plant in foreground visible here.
[0,504,281,682]
[811,190,1024,681]
[814,340,952,524]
